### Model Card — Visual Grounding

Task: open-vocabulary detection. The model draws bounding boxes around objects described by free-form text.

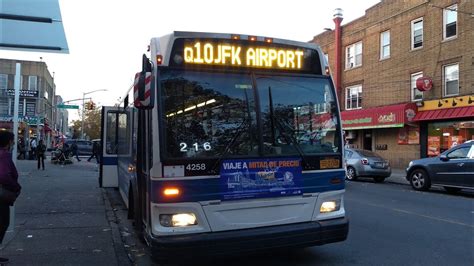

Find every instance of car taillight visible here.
[361,158,369,165]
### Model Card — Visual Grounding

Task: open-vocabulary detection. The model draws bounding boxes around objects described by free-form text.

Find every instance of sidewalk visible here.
[385,168,409,185]
[0,157,131,265]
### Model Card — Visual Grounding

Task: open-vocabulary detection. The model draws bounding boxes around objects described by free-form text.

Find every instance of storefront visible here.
[414,95,474,158]
[341,103,419,168]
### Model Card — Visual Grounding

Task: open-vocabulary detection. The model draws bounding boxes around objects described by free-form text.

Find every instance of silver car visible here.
[344,148,391,182]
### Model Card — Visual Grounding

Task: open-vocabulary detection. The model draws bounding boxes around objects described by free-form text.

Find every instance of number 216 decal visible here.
[180,142,211,152]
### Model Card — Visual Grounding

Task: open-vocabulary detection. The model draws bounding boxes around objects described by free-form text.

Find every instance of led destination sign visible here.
[184,42,304,69]
[170,38,322,74]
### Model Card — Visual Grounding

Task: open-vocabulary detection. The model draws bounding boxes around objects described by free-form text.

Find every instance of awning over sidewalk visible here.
[413,106,474,121]
[341,103,417,130]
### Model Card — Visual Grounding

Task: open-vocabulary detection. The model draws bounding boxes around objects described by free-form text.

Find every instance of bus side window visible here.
[106,112,118,154]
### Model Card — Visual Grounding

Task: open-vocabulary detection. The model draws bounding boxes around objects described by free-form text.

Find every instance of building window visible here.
[444,63,459,96]
[345,85,362,110]
[28,76,37,90]
[411,72,423,101]
[411,18,423,49]
[314,92,328,114]
[0,74,7,90]
[443,4,457,40]
[345,42,362,69]
[380,30,390,59]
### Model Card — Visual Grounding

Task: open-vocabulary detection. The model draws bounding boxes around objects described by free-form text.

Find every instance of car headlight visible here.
[408,161,413,168]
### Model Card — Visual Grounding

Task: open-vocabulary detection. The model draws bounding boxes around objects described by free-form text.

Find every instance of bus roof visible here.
[151,31,321,50]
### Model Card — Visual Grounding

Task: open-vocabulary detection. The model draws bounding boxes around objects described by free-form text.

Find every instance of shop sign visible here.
[416,76,433,91]
[341,103,417,130]
[0,116,40,124]
[378,113,396,123]
[343,117,372,125]
[405,109,416,122]
[418,95,474,111]
[6,89,39,98]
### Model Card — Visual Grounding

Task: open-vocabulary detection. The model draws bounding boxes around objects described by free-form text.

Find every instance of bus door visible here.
[100,106,123,187]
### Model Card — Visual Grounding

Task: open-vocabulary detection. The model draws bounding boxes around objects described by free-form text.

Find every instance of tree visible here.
[70,106,101,139]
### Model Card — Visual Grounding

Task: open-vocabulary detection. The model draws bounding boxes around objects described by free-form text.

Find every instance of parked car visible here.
[406,140,474,193]
[65,139,93,155]
[344,148,391,182]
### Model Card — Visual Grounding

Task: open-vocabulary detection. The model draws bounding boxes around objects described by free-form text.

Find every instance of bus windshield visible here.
[160,69,340,159]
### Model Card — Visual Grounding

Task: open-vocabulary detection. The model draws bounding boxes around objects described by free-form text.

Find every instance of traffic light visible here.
[85,101,95,110]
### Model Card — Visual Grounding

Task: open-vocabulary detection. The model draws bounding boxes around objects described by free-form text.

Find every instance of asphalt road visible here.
[206,181,473,266]
[119,181,473,266]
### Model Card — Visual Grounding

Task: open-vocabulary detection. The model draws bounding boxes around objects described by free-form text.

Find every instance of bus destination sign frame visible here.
[169,38,322,74]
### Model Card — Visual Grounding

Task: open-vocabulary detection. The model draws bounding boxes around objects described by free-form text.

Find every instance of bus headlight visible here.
[160,213,197,227]
[320,200,341,213]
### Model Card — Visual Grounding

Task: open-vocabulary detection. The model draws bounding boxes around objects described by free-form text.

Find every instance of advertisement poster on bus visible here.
[220,158,303,200]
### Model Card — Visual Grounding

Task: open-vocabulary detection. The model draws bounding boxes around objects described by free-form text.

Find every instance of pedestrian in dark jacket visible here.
[87,141,100,163]
[0,131,21,264]
[37,139,47,170]
[17,139,26,160]
[71,142,81,162]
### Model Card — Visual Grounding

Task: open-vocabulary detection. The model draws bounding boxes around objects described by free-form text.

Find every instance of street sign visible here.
[57,104,79,109]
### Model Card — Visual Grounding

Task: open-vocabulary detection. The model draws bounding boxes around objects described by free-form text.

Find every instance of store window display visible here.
[427,120,474,156]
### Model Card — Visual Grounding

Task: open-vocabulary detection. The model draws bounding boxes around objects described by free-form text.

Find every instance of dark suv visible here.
[65,139,93,156]
[406,140,473,193]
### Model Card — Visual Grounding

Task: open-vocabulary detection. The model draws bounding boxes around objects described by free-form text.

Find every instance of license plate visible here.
[374,162,385,168]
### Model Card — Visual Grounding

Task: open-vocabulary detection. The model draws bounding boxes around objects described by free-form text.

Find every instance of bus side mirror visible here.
[133,71,154,109]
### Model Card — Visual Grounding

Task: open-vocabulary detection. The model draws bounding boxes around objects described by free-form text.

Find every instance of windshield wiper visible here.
[267,85,309,167]
[210,117,251,174]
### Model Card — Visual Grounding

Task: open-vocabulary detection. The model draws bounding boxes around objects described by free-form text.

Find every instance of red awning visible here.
[341,103,417,130]
[413,106,474,121]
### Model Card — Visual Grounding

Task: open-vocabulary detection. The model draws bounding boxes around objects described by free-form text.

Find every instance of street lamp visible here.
[81,89,107,139]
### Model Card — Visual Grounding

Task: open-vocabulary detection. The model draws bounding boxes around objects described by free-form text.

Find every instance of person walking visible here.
[0,131,22,265]
[17,139,26,160]
[87,141,100,163]
[36,140,47,170]
[71,142,81,162]
[30,137,37,160]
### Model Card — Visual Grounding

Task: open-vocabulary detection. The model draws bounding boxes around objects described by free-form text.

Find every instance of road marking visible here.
[391,208,473,228]
[351,199,474,228]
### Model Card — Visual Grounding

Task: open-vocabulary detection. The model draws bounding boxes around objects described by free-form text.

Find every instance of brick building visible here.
[0,59,58,148]
[311,0,474,168]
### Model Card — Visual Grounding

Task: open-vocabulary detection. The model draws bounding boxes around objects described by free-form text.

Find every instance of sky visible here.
[0,0,380,122]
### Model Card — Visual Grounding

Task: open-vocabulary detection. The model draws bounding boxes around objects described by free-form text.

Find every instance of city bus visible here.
[100,31,348,260]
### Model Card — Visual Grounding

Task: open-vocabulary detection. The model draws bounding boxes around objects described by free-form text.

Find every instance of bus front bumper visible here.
[146,217,348,260]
